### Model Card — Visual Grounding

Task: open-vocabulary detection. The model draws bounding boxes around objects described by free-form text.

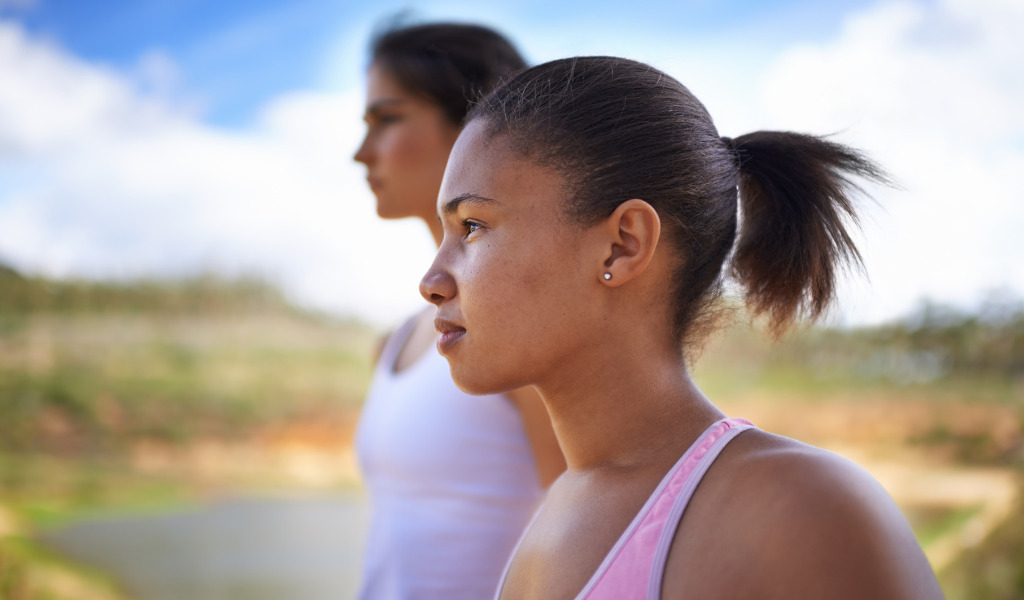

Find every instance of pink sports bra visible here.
[496,417,755,600]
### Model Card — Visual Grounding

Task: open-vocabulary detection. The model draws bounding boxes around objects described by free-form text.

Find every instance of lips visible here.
[434,318,466,355]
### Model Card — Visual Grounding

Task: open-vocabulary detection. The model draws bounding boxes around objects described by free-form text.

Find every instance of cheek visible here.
[379,129,423,169]
[456,246,517,325]
[384,125,450,173]
[467,239,584,332]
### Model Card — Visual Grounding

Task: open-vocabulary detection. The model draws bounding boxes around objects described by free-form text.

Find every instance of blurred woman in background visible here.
[352,22,564,600]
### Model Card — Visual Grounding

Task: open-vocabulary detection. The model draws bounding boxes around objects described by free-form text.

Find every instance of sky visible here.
[0,0,1022,328]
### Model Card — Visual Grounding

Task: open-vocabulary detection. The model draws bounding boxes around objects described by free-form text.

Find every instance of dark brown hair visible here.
[469,56,890,350]
[370,22,527,126]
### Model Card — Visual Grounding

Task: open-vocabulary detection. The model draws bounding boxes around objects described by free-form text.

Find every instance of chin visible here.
[375,204,415,221]
[448,365,517,397]
[375,204,399,219]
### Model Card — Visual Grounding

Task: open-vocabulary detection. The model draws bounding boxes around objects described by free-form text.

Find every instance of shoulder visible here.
[726,430,892,520]
[663,430,943,599]
[373,309,431,370]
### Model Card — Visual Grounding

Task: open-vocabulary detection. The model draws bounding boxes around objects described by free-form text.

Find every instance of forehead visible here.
[441,120,503,193]
[439,120,565,214]
[365,62,408,102]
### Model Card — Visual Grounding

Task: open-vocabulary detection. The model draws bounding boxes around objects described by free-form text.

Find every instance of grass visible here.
[0,454,195,532]
[939,473,1024,600]
[0,313,377,455]
[908,505,984,550]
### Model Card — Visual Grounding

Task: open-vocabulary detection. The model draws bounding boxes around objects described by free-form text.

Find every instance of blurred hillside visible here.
[700,291,1024,393]
[0,266,1021,599]
[1,264,300,316]
[0,265,378,459]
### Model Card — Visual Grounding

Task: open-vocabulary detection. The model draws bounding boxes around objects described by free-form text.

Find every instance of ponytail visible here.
[727,131,891,336]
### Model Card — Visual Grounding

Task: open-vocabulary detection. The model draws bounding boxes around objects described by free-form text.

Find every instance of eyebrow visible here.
[442,193,500,216]
[364,98,404,118]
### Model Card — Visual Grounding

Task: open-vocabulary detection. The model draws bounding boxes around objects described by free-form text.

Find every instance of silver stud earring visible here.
[603,272,612,281]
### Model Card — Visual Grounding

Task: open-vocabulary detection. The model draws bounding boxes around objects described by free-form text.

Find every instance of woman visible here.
[420,56,944,599]
[352,23,565,600]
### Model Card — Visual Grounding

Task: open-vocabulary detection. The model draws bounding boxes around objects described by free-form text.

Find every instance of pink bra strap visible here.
[496,417,755,600]
[579,417,754,600]
[645,418,754,598]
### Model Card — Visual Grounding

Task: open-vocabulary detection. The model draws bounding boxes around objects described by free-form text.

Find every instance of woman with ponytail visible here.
[420,56,944,599]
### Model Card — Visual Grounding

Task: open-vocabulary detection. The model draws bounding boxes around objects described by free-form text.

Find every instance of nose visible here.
[353,133,372,165]
[419,255,456,306]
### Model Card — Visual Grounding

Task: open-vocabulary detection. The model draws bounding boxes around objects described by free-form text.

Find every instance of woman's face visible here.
[420,120,608,395]
[354,63,461,221]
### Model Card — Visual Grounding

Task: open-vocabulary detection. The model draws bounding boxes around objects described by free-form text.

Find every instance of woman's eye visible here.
[365,115,401,133]
[462,220,482,235]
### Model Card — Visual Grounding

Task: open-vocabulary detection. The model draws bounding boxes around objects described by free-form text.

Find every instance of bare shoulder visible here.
[727,430,899,521]
[664,430,944,599]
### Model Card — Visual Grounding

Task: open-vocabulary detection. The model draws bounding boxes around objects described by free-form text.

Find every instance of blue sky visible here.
[3,0,881,126]
[1,0,1022,327]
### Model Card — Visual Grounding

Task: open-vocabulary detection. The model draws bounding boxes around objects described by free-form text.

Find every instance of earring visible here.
[603,272,612,281]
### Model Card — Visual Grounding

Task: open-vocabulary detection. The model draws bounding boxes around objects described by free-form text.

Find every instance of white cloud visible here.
[0,20,434,326]
[0,24,167,155]
[753,0,1024,324]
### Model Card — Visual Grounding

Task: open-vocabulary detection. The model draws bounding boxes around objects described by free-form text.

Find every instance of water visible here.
[39,493,370,600]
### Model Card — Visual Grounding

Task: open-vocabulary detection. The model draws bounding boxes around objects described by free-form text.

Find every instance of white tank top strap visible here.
[376,312,422,374]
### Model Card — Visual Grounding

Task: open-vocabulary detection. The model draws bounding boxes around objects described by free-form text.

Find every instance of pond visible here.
[39,492,370,600]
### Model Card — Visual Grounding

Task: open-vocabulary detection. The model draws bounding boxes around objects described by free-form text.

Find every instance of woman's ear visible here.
[599,199,661,286]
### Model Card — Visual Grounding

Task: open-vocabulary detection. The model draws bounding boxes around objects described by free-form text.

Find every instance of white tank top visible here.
[355,314,543,600]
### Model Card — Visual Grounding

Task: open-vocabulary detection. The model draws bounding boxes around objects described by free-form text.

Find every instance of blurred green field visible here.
[1,266,1022,599]
[0,268,379,599]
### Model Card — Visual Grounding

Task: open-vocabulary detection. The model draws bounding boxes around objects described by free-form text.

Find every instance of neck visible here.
[535,341,725,473]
